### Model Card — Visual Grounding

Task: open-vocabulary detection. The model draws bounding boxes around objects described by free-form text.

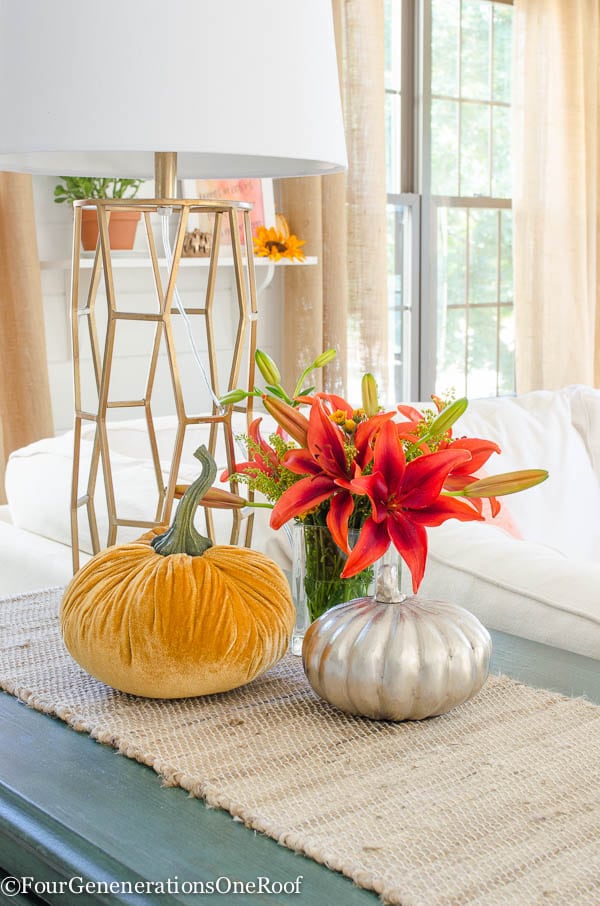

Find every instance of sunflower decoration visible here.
[253,215,306,262]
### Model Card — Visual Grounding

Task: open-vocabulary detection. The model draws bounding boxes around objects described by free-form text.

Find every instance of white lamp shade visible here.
[0,0,347,179]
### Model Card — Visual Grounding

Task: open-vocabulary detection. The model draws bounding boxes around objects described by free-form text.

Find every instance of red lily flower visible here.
[394,404,433,451]
[221,418,280,482]
[441,437,502,516]
[300,392,395,456]
[397,401,503,515]
[343,420,483,592]
[397,403,425,424]
[270,400,355,547]
[270,399,389,550]
[311,392,354,418]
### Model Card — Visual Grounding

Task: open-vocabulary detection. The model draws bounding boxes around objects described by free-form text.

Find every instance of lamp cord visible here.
[158,209,251,470]
[159,210,223,413]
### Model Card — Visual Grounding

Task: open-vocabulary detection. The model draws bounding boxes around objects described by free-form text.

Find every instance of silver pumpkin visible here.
[302,563,491,721]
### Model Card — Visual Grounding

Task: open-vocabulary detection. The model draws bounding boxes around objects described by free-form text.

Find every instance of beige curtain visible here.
[513,0,600,391]
[277,0,388,399]
[0,172,53,502]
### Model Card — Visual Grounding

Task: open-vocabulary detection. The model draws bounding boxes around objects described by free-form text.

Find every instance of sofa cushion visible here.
[7,432,167,553]
[420,522,600,660]
[0,521,89,596]
[453,389,600,560]
[0,505,12,525]
[5,414,280,558]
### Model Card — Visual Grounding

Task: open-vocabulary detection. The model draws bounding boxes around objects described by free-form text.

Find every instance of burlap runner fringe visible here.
[1,587,599,906]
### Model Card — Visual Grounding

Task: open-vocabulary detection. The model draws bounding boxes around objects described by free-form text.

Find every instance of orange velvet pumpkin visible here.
[60,447,294,699]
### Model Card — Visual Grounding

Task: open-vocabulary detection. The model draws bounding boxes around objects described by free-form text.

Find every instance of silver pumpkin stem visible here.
[375,562,407,603]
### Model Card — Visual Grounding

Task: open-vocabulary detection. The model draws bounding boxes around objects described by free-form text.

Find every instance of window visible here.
[385,0,514,402]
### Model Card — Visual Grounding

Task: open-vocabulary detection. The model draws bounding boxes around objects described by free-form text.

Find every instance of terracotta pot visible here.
[80,209,141,251]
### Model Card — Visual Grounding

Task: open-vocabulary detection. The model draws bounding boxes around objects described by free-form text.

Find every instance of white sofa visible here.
[2,387,600,671]
[420,385,600,664]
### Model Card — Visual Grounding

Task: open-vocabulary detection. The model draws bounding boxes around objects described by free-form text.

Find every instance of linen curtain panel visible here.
[0,173,53,502]
[513,0,600,391]
[277,0,388,398]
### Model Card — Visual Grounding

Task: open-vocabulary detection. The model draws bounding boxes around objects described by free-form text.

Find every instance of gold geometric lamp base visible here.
[70,194,258,572]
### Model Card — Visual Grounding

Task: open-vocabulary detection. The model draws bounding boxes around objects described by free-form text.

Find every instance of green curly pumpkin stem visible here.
[151,446,215,557]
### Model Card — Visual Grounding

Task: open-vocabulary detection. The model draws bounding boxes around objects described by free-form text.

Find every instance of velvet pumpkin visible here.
[60,447,295,699]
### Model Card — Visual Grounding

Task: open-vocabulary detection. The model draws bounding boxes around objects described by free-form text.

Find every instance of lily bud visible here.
[263,395,309,446]
[174,486,247,509]
[311,348,337,369]
[361,373,379,416]
[461,469,549,498]
[255,349,281,386]
[219,388,249,406]
[427,397,468,438]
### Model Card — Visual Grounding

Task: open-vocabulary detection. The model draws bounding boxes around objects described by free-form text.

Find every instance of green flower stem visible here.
[293,367,312,400]
[151,446,215,557]
[302,526,373,622]
[292,349,337,399]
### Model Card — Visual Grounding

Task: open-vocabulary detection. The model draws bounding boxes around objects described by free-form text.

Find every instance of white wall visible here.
[33,177,285,434]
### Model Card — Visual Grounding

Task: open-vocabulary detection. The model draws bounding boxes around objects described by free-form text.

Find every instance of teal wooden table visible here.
[0,691,380,906]
[1,630,598,905]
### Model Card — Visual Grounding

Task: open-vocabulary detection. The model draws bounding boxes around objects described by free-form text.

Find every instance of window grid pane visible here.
[384,0,402,91]
[429,0,513,401]
[432,0,460,97]
[492,4,512,102]
[385,0,513,402]
[469,208,498,304]
[435,203,513,399]
[500,209,513,302]
[431,99,460,196]
[460,102,492,196]
[430,0,512,199]
[492,106,511,197]
[460,1,492,102]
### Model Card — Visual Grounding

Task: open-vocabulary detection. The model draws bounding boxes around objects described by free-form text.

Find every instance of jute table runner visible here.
[1,588,599,906]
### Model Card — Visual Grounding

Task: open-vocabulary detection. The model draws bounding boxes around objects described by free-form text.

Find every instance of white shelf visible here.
[40,255,318,271]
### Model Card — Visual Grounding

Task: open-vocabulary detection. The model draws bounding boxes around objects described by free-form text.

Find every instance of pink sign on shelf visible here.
[181,178,275,245]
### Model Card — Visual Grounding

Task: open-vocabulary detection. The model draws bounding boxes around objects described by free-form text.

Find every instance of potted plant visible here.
[54,177,143,251]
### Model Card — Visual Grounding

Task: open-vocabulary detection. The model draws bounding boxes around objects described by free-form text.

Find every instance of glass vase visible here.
[289,522,374,655]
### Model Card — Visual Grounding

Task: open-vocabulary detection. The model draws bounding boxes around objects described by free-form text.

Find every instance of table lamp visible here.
[0,0,346,569]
